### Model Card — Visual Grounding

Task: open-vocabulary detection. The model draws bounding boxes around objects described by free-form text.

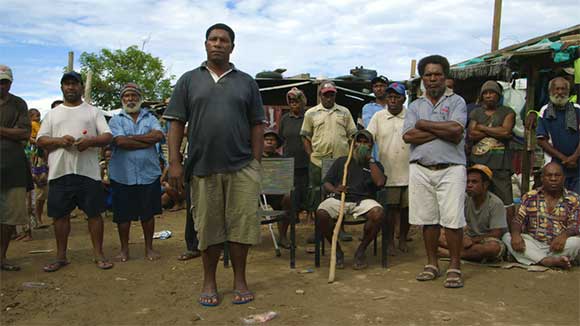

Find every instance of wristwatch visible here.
[368,158,376,164]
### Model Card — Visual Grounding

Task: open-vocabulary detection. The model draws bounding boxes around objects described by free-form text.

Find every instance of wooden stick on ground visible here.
[328,139,356,283]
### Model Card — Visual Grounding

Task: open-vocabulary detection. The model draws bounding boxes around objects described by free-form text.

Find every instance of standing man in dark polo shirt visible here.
[164,23,265,307]
[403,55,467,288]
[0,65,31,271]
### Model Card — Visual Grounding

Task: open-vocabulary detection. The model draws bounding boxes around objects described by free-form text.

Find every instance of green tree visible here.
[79,46,174,110]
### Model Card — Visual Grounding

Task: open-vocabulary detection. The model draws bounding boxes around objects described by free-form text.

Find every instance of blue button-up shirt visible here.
[109,109,163,185]
[361,102,384,160]
[403,90,467,166]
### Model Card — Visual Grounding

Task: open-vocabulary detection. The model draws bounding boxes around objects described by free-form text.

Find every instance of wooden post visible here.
[521,64,537,193]
[491,0,502,52]
[67,52,74,72]
[410,59,417,78]
[84,70,93,103]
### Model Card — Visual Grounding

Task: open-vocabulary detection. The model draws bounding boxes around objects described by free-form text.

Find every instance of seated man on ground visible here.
[502,162,580,269]
[438,164,507,262]
[316,130,386,270]
[160,158,186,211]
[262,128,292,249]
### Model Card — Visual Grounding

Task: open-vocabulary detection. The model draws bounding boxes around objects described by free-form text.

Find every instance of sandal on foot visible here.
[232,290,254,304]
[444,268,464,288]
[94,259,114,270]
[416,264,440,281]
[198,292,220,307]
[1,263,21,272]
[177,250,201,261]
[43,260,69,273]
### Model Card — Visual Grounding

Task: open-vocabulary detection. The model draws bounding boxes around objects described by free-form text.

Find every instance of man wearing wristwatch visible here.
[315,130,386,270]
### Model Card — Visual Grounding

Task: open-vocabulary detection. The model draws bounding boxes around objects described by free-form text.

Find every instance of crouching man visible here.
[439,164,507,262]
[502,162,580,269]
[316,130,386,270]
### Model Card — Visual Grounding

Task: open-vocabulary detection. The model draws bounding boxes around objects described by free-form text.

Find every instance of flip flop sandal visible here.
[198,292,220,307]
[443,268,464,288]
[94,260,114,270]
[416,264,440,281]
[43,260,69,273]
[232,290,254,305]
[1,263,21,272]
[177,251,201,261]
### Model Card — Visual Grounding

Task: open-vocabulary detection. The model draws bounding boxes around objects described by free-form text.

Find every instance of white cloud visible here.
[2,0,579,106]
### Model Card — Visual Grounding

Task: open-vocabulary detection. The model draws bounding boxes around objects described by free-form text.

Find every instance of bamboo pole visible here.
[67,52,74,72]
[84,71,93,103]
[491,0,502,52]
[410,59,417,78]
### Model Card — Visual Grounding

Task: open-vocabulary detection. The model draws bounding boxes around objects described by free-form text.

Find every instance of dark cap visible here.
[61,71,83,84]
[264,128,284,148]
[371,75,389,86]
[354,130,374,144]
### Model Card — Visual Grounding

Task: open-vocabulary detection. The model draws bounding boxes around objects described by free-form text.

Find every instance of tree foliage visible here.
[79,46,174,110]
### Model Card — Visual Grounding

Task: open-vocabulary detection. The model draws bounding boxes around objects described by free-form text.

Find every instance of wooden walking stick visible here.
[328,139,356,283]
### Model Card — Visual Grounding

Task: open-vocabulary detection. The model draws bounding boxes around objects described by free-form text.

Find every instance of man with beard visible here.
[108,83,164,262]
[438,165,507,262]
[164,23,265,306]
[502,162,580,269]
[535,77,580,193]
[0,65,31,271]
[315,130,385,270]
[403,55,467,288]
[37,71,114,272]
[468,81,515,224]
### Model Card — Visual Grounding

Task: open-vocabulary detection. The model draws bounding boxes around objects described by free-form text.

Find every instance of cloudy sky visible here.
[2,0,578,113]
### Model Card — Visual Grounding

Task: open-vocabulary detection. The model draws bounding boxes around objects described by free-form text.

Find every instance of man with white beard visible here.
[535,77,580,193]
[108,83,164,262]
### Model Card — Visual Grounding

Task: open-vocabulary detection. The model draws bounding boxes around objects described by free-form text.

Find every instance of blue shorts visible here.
[111,178,162,224]
[48,174,105,219]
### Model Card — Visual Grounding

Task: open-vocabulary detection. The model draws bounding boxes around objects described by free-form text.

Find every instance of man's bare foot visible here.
[437,247,450,258]
[168,202,185,212]
[398,240,409,253]
[21,235,33,242]
[540,256,572,269]
[145,250,161,261]
[114,252,129,262]
[353,250,368,270]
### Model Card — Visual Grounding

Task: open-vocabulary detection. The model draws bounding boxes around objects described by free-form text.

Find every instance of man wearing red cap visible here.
[300,80,357,218]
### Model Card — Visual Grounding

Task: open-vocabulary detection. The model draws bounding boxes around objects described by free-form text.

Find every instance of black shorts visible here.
[48,174,105,219]
[111,178,162,224]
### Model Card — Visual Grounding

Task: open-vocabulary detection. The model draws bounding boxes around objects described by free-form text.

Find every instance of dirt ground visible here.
[1,209,579,326]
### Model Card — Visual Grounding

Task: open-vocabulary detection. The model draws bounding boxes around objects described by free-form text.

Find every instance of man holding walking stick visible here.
[316,130,385,270]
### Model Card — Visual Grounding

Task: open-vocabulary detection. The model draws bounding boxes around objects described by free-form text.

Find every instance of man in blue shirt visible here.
[108,83,164,262]
[536,77,580,193]
[359,75,389,129]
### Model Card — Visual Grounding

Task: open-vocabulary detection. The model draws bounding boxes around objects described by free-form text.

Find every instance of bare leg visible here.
[387,207,398,255]
[316,209,343,266]
[229,241,254,302]
[142,218,159,260]
[423,224,441,268]
[87,216,108,262]
[461,242,502,262]
[115,222,130,262]
[354,207,383,268]
[35,199,45,225]
[443,227,463,275]
[200,243,222,305]
[539,256,572,269]
[0,224,16,266]
[398,208,410,252]
[54,216,71,262]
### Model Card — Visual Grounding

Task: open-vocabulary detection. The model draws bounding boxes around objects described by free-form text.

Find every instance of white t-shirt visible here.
[37,102,111,181]
[367,107,410,186]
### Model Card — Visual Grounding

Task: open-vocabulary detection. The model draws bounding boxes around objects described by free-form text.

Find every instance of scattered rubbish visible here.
[372,295,387,301]
[28,249,53,254]
[22,282,47,289]
[115,277,128,281]
[153,230,172,240]
[5,302,19,311]
[242,311,278,324]
[248,306,256,310]
[295,289,305,295]
[298,268,314,274]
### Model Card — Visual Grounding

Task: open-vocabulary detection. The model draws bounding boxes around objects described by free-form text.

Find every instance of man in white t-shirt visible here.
[367,82,411,253]
[37,71,114,272]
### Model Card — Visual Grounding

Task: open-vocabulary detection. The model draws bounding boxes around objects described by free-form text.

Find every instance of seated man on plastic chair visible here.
[316,130,386,270]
